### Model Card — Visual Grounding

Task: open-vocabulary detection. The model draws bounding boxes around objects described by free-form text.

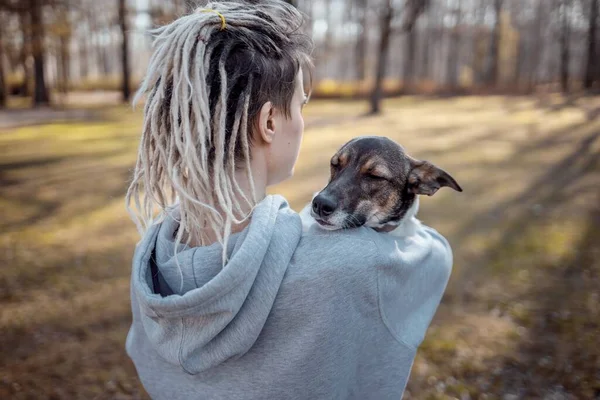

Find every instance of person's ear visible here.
[258,101,276,144]
[408,160,462,196]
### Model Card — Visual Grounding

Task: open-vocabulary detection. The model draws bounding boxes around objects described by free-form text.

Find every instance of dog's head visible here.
[310,136,462,231]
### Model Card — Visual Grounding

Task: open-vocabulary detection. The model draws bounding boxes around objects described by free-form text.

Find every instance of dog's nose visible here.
[312,194,337,218]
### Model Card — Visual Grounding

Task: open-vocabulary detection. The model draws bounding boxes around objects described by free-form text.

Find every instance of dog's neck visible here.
[373,197,421,237]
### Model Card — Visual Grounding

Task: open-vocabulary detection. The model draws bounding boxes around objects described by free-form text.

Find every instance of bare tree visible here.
[355,0,368,81]
[17,9,31,97]
[402,0,429,90]
[509,0,525,88]
[0,12,6,108]
[89,4,102,77]
[558,0,570,93]
[52,7,71,95]
[420,3,433,82]
[78,4,90,80]
[118,0,130,102]
[528,0,545,90]
[2,0,596,105]
[30,0,50,106]
[446,0,462,89]
[488,0,503,86]
[90,4,111,77]
[471,0,487,85]
[584,0,598,90]
[370,0,394,114]
[403,25,417,89]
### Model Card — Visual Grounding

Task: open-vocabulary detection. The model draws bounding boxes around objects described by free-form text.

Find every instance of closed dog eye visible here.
[366,173,387,181]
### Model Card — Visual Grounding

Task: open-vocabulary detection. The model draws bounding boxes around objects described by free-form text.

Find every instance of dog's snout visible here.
[312,194,337,218]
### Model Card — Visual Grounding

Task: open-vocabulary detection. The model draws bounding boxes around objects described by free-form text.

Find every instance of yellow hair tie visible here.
[200,9,227,31]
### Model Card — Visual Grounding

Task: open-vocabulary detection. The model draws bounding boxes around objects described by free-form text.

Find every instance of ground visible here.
[1,96,599,399]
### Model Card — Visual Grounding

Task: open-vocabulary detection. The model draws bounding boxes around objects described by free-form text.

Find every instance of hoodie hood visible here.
[129,195,302,374]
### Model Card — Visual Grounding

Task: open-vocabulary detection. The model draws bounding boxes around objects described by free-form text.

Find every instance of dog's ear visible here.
[408,160,462,196]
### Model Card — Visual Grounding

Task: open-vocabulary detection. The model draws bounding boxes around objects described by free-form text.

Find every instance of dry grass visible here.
[1,96,599,399]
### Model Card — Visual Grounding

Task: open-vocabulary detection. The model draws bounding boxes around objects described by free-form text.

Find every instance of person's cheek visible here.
[297,108,305,136]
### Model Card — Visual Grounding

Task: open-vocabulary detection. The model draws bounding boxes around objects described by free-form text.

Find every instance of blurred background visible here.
[1,0,599,399]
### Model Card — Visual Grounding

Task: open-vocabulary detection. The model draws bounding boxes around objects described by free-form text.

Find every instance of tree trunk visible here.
[30,0,50,107]
[369,0,393,114]
[447,0,462,89]
[420,9,431,81]
[355,0,367,81]
[100,39,110,76]
[402,0,430,88]
[514,34,525,89]
[488,0,502,86]
[584,0,598,90]
[597,35,600,83]
[118,0,131,102]
[528,0,545,90]
[560,0,570,93]
[472,0,487,85]
[404,23,417,91]
[79,10,89,80]
[79,39,89,80]
[0,15,6,109]
[91,9,110,76]
[19,11,31,97]
[60,35,69,95]
[89,8,101,77]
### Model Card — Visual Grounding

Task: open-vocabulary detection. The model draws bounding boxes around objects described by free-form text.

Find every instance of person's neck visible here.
[183,155,268,247]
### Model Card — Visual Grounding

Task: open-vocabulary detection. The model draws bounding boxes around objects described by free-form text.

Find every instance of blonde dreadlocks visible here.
[126,0,313,285]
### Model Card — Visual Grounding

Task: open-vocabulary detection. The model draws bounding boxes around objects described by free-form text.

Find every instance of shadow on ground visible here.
[1,97,599,399]
[402,100,600,399]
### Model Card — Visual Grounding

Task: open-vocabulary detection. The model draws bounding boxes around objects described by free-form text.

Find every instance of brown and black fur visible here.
[310,136,462,231]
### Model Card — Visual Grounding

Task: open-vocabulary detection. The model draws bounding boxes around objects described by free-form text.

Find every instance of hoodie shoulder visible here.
[285,226,382,303]
[374,224,453,349]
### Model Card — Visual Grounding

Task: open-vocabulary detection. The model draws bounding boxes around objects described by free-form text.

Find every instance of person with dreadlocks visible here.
[125,1,452,398]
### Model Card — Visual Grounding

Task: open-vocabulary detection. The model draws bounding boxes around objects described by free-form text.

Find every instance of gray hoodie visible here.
[126,195,452,400]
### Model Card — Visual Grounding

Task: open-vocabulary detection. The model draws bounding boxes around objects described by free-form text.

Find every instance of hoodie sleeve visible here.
[374,224,453,350]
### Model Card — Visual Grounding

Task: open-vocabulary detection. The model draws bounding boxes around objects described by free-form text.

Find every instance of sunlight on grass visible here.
[1,96,599,399]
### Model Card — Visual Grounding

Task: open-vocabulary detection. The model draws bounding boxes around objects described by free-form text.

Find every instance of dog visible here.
[299,136,462,237]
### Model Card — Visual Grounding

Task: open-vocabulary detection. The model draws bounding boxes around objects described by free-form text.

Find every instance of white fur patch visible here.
[299,191,322,233]
[298,203,315,233]
[387,198,422,237]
